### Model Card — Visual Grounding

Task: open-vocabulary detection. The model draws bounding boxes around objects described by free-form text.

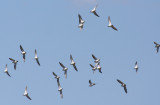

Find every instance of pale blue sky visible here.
[0,0,160,105]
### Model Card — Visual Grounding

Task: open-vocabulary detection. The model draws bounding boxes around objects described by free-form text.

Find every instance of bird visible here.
[154,42,160,53]
[96,62,102,73]
[90,64,97,73]
[92,54,100,63]
[70,54,78,71]
[34,49,40,66]
[108,16,118,31]
[78,14,85,30]
[89,80,95,87]
[59,62,68,78]
[57,79,63,99]
[117,79,127,94]
[9,58,18,70]
[20,45,26,62]
[52,72,60,82]
[90,5,100,17]
[23,86,32,100]
[134,61,139,72]
[4,64,11,77]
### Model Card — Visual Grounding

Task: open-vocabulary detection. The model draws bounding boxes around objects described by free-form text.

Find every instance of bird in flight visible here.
[96,62,102,73]
[154,42,160,53]
[23,86,32,100]
[90,64,97,73]
[134,61,139,72]
[78,14,85,30]
[52,72,60,83]
[108,16,118,31]
[89,80,95,87]
[70,54,78,71]
[34,49,40,66]
[92,54,100,63]
[4,64,11,77]
[117,79,127,94]
[57,79,63,99]
[20,45,26,62]
[90,5,100,17]
[59,62,68,78]
[9,58,18,70]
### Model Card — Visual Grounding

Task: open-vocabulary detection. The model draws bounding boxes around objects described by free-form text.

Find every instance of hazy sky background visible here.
[0,0,160,105]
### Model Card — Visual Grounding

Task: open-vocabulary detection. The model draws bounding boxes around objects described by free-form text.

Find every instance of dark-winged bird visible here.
[70,54,78,71]
[90,5,100,17]
[9,58,18,70]
[52,72,60,83]
[134,61,139,72]
[89,80,95,87]
[108,16,118,31]
[154,42,160,53]
[96,62,102,73]
[59,62,68,78]
[117,79,127,94]
[90,64,97,73]
[78,14,85,30]
[34,49,40,66]
[92,54,100,63]
[23,86,32,100]
[4,64,11,77]
[20,45,26,62]
[57,79,63,99]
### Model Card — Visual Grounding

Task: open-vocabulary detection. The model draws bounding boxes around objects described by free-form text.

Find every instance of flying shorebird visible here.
[57,79,63,99]
[78,14,85,30]
[70,54,78,71]
[9,58,18,70]
[52,72,60,82]
[4,64,11,77]
[89,80,95,87]
[23,86,32,100]
[154,42,160,53]
[90,5,100,17]
[134,61,139,72]
[34,49,40,66]
[96,62,102,73]
[92,54,100,63]
[59,62,68,78]
[90,64,97,73]
[20,45,26,62]
[117,79,127,94]
[108,16,118,31]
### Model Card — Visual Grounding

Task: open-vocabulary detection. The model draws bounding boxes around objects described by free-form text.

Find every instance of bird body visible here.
[9,58,18,70]
[89,80,95,87]
[59,62,68,78]
[23,86,32,100]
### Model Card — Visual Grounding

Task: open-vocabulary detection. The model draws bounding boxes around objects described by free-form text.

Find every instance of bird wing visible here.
[117,79,124,85]
[26,95,32,100]
[92,54,97,60]
[135,61,137,65]
[157,47,159,53]
[98,68,102,73]
[93,12,100,17]
[36,59,40,66]
[90,64,94,68]
[35,49,37,57]
[111,25,118,31]
[108,16,112,25]
[64,70,67,78]
[23,54,26,62]
[70,54,73,61]
[9,58,15,62]
[5,64,7,69]
[73,64,78,71]
[14,63,17,70]
[89,80,92,84]
[52,72,57,77]
[60,90,63,99]
[57,79,61,88]
[59,62,65,68]
[78,14,82,24]
[154,42,158,45]
[20,45,24,52]
[124,86,127,93]
[6,72,11,77]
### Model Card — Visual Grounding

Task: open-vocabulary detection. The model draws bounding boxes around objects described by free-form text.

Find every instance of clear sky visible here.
[0,0,160,105]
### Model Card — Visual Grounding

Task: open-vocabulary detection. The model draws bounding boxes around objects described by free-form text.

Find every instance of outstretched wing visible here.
[90,64,94,68]
[70,54,73,61]
[23,54,26,62]
[14,63,17,70]
[124,86,127,93]
[94,12,99,17]
[64,70,67,78]
[135,61,137,65]
[73,64,78,71]
[157,47,159,53]
[9,58,15,62]
[154,42,158,45]
[117,79,124,85]
[20,45,24,52]
[89,80,92,84]
[60,90,63,99]
[26,95,32,100]
[52,72,57,77]
[6,72,11,77]
[36,59,40,66]
[35,49,37,57]
[111,25,118,31]
[78,14,82,24]
[59,62,65,68]
[92,54,97,60]
[108,16,112,25]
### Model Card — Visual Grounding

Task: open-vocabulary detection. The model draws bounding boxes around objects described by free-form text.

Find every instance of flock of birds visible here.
[3,4,160,101]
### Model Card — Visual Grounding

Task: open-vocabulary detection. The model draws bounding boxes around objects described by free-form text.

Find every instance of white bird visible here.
[4,64,11,77]
[90,5,100,17]
[9,58,18,70]
[134,61,139,72]
[154,42,160,53]
[34,49,40,66]
[78,14,85,30]
[89,80,95,87]
[96,62,102,73]
[108,16,118,31]
[23,86,32,100]
[59,62,68,78]
[92,54,100,63]
[57,79,63,99]
[70,54,78,71]
[20,45,26,62]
